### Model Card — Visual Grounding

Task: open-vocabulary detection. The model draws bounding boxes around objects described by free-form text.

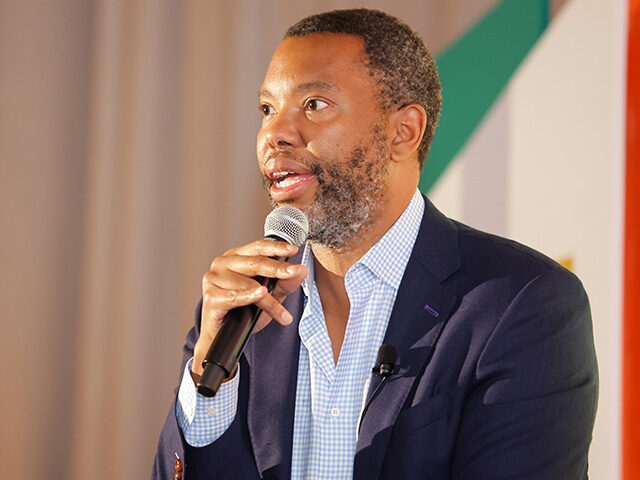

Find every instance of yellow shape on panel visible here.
[557,256,574,272]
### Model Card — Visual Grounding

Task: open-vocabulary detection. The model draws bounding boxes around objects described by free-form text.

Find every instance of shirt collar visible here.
[300,243,315,298]
[300,188,425,294]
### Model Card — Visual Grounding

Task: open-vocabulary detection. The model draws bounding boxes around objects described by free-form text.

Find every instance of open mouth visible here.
[268,170,316,201]
[271,171,311,188]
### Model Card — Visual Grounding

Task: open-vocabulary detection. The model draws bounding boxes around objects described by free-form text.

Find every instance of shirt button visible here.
[330,407,340,417]
[206,407,216,417]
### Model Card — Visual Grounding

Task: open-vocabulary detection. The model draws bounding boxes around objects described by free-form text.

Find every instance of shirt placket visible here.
[324,267,374,467]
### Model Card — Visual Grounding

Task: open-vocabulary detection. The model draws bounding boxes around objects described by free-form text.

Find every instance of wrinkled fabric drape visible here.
[0,1,501,478]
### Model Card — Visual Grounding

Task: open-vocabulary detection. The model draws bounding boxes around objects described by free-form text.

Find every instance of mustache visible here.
[262,149,311,167]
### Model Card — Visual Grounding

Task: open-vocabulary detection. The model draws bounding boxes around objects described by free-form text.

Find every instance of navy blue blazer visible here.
[153,196,598,479]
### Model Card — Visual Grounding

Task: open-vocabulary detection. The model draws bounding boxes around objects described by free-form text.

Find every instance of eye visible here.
[260,104,275,116]
[305,99,329,111]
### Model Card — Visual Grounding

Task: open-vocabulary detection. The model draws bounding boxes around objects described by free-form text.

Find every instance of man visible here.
[153,9,597,480]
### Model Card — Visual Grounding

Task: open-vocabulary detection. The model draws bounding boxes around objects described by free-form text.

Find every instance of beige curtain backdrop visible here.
[0,0,544,478]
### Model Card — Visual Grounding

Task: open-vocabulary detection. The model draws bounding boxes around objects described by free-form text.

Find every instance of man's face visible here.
[257,33,390,248]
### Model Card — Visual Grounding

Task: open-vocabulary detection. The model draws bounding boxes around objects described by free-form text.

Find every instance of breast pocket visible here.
[392,394,450,437]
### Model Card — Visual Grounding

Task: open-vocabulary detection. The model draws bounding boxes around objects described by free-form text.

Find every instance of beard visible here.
[262,125,389,250]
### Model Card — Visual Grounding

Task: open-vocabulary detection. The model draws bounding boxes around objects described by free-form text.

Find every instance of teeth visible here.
[276,176,302,188]
[272,171,293,178]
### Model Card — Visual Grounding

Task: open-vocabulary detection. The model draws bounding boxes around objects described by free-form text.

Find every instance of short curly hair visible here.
[286,8,441,169]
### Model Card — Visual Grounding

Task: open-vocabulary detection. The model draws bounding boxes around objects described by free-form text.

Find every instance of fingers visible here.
[203,259,307,302]
[202,283,293,326]
[209,255,306,284]
[254,292,294,325]
[271,264,309,299]
[202,284,269,314]
[204,238,307,303]
[202,269,261,293]
[219,240,298,263]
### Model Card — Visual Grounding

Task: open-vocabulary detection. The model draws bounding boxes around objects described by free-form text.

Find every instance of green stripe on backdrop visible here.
[419,0,549,193]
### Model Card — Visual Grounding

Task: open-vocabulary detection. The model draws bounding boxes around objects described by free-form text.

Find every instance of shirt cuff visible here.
[176,357,240,447]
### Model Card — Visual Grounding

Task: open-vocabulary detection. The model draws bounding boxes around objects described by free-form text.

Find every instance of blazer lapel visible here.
[354,196,460,480]
[245,286,304,479]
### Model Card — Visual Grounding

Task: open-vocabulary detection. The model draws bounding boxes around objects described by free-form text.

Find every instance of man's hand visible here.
[191,239,308,379]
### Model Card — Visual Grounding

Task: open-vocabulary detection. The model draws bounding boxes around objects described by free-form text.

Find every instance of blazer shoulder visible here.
[453,220,574,275]
[445,219,586,303]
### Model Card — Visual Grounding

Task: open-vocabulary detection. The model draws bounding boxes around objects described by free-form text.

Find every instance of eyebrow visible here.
[258,81,342,99]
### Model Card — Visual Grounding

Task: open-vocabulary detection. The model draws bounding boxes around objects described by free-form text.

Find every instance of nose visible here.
[262,109,303,149]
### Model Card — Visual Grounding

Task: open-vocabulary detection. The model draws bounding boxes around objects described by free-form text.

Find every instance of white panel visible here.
[428,154,465,220]
[507,0,626,477]
[460,91,510,237]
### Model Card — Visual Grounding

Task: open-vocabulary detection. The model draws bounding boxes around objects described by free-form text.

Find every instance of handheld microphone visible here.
[197,206,309,397]
[358,343,397,434]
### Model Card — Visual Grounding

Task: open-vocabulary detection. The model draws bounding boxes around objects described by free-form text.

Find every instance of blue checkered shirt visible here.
[177,189,425,479]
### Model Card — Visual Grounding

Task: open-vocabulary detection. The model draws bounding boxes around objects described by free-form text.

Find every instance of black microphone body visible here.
[197,206,308,398]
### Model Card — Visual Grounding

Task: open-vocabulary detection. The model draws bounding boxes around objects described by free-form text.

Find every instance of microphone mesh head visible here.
[264,206,309,246]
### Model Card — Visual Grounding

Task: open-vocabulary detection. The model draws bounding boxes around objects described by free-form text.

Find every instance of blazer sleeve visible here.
[152,300,202,480]
[450,268,598,480]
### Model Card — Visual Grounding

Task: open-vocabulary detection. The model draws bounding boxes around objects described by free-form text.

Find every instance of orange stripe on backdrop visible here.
[624,0,640,479]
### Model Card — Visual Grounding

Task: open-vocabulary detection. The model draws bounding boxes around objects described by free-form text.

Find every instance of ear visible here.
[388,104,427,163]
